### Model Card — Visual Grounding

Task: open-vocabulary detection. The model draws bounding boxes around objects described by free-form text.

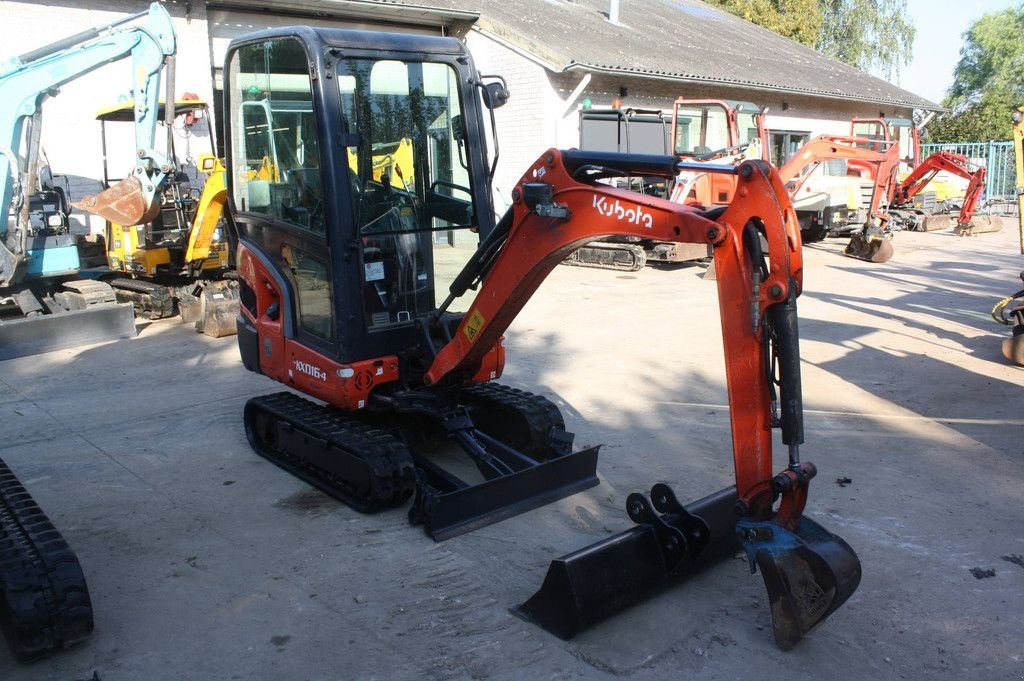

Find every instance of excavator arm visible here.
[892,151,987,231]
[0,2,175,288]
[778,135,900,262]
[423,149,858,649]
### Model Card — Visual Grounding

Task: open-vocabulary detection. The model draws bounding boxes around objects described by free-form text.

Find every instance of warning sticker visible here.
[364,261,385,282]
[464,309,486,342]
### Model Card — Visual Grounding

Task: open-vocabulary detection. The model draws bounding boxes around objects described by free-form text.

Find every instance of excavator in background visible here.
[93,99,239,337]
[994,107,1024,365]
[779,134,901,262]
[666,99,901,262]
[0,3,177,661]
[668,98,769,206]
[0,2,177,360]
[227,27,860,651]
[890,151,992,234]
[851,116,999,234]
[564,105,710,270]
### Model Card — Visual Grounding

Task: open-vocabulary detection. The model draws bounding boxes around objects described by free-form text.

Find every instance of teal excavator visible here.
[0,3,176,661]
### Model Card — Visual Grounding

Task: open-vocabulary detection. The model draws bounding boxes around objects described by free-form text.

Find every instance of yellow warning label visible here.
[464,309,486,342]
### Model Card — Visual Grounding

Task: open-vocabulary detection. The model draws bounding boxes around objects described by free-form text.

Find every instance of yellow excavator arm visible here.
[184,153,228,267]
[1013,107,1024,255]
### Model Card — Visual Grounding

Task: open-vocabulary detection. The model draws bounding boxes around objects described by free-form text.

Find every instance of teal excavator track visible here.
[0,456,93,661]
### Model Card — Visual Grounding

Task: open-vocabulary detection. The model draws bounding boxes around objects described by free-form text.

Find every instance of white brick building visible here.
[0,0,939,231]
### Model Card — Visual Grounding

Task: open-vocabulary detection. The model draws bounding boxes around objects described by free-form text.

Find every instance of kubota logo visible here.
[294,359,327,381]
[593,195,654,229]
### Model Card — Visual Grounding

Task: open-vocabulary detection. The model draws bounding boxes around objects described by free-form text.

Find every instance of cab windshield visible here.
[337,57,478,329]
[674,104,730,156]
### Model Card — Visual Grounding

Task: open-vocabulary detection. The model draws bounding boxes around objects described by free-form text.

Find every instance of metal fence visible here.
[920,140,1017,214]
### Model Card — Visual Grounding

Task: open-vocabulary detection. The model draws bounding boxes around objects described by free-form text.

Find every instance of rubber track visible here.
[108,278,176,319]
[563,243,646,272]
[0,456,93,661]
[245,392,416,513]
[462,383,570,460]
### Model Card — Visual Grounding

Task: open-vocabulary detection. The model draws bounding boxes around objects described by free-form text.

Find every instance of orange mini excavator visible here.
[225,27,860,650]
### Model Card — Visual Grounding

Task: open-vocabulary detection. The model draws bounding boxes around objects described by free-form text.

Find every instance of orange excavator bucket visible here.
[844,231,894,263]
[72,175,161,226]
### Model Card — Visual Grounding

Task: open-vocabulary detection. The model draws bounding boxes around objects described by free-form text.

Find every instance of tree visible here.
[703,0,822,47]
[816,0,915,81]
[704,0,915,80]
[927,4,1024,143]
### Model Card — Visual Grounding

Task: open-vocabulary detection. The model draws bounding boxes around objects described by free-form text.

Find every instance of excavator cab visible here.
[226,29,598,540]
[670,99,768,206]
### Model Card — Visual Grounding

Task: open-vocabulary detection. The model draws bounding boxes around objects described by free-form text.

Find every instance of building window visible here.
[770,130,811,166]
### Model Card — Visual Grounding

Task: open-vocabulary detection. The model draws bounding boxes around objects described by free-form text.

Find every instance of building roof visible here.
[474,0,937,110]
[229,0,939,110]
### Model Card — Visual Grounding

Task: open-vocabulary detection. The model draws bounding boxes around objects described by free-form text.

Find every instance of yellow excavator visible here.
[90,99,238,337]
[993,107,1024,364]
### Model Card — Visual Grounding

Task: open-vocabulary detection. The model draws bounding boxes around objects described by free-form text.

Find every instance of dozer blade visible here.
[413,445,600,541]
[955,215,1003,236]
[72,176,161,226]
[512,486,739,639]
[919,215,951,232]
[844,233,893,263]
[0,303,136,360]
[738,515,861,651]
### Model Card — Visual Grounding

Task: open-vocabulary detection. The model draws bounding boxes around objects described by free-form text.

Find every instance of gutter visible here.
[563,62,947,113]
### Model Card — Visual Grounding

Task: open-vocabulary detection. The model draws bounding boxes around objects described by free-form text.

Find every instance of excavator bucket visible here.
[844,233,893,263]
[738,516,862,650]
[72,176,161,226]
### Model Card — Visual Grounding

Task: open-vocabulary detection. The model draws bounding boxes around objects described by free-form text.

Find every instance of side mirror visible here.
[481,80,510,110]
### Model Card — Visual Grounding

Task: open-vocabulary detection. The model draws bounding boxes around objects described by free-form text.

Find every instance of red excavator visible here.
[779,134,902,262]
[225,27,860,650]
[851,116,998,235]
[890,151,993,234]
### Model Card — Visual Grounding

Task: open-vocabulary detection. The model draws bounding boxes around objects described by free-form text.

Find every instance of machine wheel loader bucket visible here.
[738,515,862,650]
[844,233,893,263]
[72,176,161,226]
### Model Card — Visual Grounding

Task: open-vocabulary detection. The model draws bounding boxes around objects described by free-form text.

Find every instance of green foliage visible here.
[705,0,915,79]
[703,0,822,47]
[927,4,1024,143]
[817,0,915,80]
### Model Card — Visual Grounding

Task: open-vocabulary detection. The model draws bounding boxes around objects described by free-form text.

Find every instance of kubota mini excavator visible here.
[227,27,860,650]
[0,3,177,661]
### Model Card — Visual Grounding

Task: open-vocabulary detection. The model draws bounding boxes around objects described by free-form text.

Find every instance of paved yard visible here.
[1,222,1022,680]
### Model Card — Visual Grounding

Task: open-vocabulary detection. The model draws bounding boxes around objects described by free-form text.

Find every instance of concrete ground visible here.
[1,221,1022,681]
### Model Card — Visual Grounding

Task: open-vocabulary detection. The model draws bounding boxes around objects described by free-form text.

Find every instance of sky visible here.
[897,0,1019,104]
